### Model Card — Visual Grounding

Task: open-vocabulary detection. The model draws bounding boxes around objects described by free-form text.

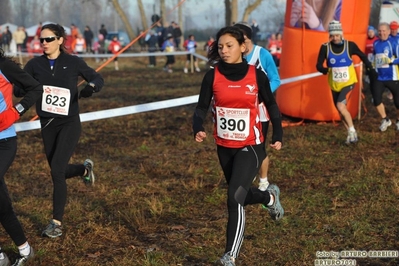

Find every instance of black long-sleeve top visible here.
[193,60,283,144]
[18,52,104,118]
[0,57,42,112]
[316,40,373,74]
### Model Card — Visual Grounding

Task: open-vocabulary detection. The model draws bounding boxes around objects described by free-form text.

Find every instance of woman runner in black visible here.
[15,23,104,239]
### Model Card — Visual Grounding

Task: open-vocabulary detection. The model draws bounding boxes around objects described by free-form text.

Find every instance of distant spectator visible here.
[145,30,158,67]
[108,35,121,70]
[366,26,378,61]
[98,24,108,59]
[183,34,200,73]
[154,21,164,49]
[13,26,26,53]
[172,22,182,50]
[364,25,379,90]
[29,35,42,56]
[251,19,260,44]
[97,33,106,61]
[162,33,175,73]
[92,37,101,63]
[389,21,399,44]
[162,22,174,44]
[1,27,11,53]
[275,33,282,66]
[70,24,79,40]
[83,26,94,53]
[267,33,282,67]
[71,33,86,55]
[22,27,29,52]
[204,36,215,52]
[99,24,108,39]
[138,30,147,52]
[35,22,42,37]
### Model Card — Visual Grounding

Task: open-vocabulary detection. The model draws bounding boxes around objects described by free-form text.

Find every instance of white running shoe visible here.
[346,131,358,144]
[83,159,95,185]
[214,253,235,266]
[379,118,392,132]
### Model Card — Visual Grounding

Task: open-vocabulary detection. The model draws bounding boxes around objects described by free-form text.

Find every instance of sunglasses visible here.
[39,36,59,43]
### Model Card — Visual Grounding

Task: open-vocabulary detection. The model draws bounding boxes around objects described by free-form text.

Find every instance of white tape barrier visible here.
[279,63,362,84]
[14,59,361,132]
[15,95,199,132]
[12,51,208,60]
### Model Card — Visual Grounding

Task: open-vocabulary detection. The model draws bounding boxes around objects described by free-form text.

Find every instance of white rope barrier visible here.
[13,55,362,132]
[15,95,200,132]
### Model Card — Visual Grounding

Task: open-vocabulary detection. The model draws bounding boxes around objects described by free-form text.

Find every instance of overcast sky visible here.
[142,0,286,31]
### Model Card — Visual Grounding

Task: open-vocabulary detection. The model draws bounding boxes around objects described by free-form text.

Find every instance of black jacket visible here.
[19,52,104,118]
[1,57,42,112]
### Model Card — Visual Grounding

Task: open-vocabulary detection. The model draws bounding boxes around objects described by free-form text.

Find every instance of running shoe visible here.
[214,253,235,266]
[42,220,62,238]
[83,159,95,185]
[11,247,34,266]
[263,184,284,221]
[0,249,10,266]
[345,131,358,144]
[379,118,392,132]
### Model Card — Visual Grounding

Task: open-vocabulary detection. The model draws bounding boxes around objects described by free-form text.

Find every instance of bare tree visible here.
[137,0,148,30]
[12,0,33,26]
[178,0,183,34]
[224,0,241,26]
[231,0,238,24]
[0,0,12,24]
[241,0,263,22]
[109,0,136,41]
[224,0,232,26]
[161,0,166,25]
[370,0,381,28]
[259,1,285,33]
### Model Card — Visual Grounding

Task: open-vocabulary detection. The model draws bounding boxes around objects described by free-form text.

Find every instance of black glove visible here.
[366,68,378,81]
[322,68,328,75]
[79,84,94,99]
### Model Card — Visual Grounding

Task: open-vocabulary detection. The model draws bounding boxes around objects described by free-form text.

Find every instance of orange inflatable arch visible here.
[276,0,371,121]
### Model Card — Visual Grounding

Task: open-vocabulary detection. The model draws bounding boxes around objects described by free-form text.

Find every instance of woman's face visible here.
[40,29,63,57]
[217,34,245,64]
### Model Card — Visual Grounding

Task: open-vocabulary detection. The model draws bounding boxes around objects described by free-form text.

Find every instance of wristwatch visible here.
[14,103,25,115]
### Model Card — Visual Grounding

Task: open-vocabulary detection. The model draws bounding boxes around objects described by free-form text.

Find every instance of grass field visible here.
[1,54,399,265]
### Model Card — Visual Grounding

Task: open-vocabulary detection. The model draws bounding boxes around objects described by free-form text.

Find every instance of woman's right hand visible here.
[299,1,321,29]
[195,131,207,142]
[290,0,302,27]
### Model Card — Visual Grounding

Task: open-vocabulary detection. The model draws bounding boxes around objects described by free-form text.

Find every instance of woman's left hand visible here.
[270,141,282,151]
